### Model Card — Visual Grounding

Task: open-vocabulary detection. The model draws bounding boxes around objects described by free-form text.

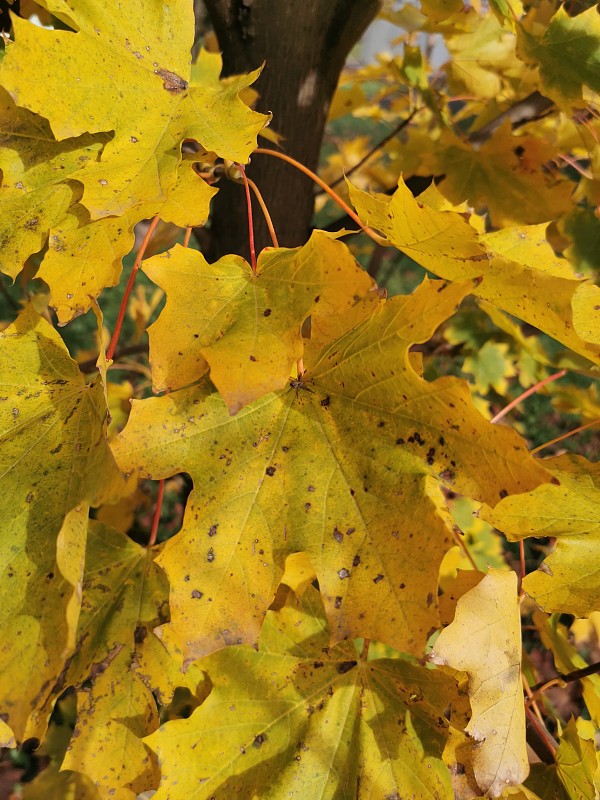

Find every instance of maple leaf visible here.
[143,231,375,412]
[488,454,600,617]
[430,570,529,797]
[350,182,600,364]
[60,520,205,799]
[145,585,457,800]
[0,87,105,280]
[0,306,126,739]
[525,718,597,800]
[113,277,548,662]
[0,7,266,220]
[517,8,600,106]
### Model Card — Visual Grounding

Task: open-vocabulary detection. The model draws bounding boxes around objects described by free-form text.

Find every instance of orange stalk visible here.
[236,163,257,272]
[107,215,160,361]
[253,148,388,246]
[247,177,279,248]
[490,370,566,424]
[183,226,192,247]
[531,418,599,455]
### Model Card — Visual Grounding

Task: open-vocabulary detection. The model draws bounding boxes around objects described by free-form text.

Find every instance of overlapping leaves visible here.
[114,277,548,663]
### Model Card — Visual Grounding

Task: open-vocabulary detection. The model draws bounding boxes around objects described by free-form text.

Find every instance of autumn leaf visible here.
[351,181,600,364]
[517,8,600,105]
[113,277,548,663]
[145,585,457,800]
[489,454,600,617]
[0,306,126,739]
[430,570,528,797]
[60,520,205,799]
[143,231,375,411]
[1,7,266,220]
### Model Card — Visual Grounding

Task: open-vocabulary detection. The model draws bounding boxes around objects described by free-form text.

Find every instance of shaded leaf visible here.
[0,307,125,738]
[146,586,456,799]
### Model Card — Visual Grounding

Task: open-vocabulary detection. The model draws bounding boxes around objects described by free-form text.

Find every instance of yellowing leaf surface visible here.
[0,307,125,738]
[430,570,528,797]
[489,454,600,616]
[113,279,548,663]
[351,182,600,364]
[1,8,266,219]
[146,586,456,800]
[144,232,375,411]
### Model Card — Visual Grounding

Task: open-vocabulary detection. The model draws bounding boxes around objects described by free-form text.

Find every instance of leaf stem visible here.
[247,177,279,247]
[360,638,371,659]
[524,704,557,761]
[148,479,165,548]
[107,215,160,361]
[490,370,566,424]
[450,526,478,570]
[530,418,599,455]
[236,163,257,273]
[183,227,192,248]
[252,148,388,246]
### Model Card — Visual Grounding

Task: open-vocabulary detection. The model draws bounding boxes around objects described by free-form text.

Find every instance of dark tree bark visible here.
[202,0,381,260]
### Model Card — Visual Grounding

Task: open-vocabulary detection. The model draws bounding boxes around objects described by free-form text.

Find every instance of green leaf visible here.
[518,8,600,105]
[146,586,456,800]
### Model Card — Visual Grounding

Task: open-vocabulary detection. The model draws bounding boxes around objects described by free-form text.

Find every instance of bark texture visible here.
[203,0,381,260]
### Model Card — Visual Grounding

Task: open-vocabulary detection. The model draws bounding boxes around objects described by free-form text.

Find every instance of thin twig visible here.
[317,109,419,195]
[79,343,148,374]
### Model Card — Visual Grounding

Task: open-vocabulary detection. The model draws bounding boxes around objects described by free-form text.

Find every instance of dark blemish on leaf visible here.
[208,524,218,537]
[337,660,357,674]
[263,308,271,316]
[26,493,34,503]
[155,67,188,94]
[333,528,343,543]
[350,488,355,496]
[282,446,289,452]
[313,661,324,669]
[207,548,215,563]
[334,596,342,609]
[440,469,455,482]
[24,217,39,230]
[184,574,190,582]
[305,503,311,511]
[249,355,257,362]
[338,568,350,579]
[427,592,433,606]
[413,432,425,445]
[46,572,54,580]
[50,444,62,455]
[396,438,405,445]
[253,734,266,748]
[499,489,508,499]
[134,625,147,644]
[437,283,448,292]
[346,527,355,536]
[439,436,445,446]
[240,746,246,754]
[378,421,385,427]
[391,530,399,539]
[400,583,406,589]
[130,136,138,143]
[266,466,276,476]
[191,589,203,599]
[352,555,360,567]
[373,574,383,584]
[426,447,435,465]
[314,295,320,303]
[320,396,330,407]
[308,485,315,492]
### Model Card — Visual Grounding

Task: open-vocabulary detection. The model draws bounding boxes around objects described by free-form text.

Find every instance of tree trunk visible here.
[203,0,381,260]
